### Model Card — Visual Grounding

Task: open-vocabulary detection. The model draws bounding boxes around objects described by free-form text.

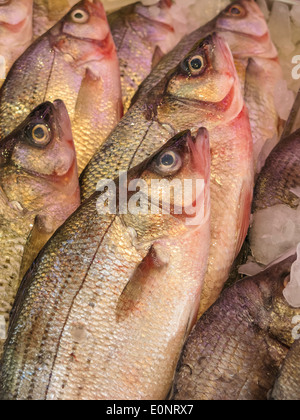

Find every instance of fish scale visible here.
[0,100,80,358]
[173,255,300,400]
[0,129,211,400]
[0,0,122,174]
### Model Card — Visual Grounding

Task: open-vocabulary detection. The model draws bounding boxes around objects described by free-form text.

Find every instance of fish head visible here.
[51,0,116,64]
[215,0,276,58]
[120,128,211,244]
[0,100,79,213]
[0,0,32,39]
[162,33,240,126]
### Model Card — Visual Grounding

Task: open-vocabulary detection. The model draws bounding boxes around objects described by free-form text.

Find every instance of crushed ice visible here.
[283,243,300,308]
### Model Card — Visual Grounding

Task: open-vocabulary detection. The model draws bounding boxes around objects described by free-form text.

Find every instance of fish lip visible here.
[0,17,27,33]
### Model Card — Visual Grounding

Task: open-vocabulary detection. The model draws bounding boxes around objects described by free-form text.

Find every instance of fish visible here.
[108,0,175,113]
[0,100,80,357]
[0,127,211,400]
[133,0,282,170]
[253,128,300,212]
[249,128,300,266]
[33,0,77,39]
[173,254,300,401]
[0,0,122,174]
[271,335,300,400]
[0,0,33,85]
[81,33,254,318]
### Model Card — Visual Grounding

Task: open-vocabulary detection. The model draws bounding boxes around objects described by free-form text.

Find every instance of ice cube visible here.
[291,4,300,27]
[283,243,300,308]
[274,78,295,121]
[250,204,300,265]
[268,2,295,56]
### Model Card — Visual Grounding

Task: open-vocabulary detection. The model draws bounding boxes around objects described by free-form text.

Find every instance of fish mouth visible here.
[166,81,235,113]
[0,18,27,33]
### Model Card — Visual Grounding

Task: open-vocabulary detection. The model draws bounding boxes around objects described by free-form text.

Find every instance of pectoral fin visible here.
[116,243,169,322]
[19,214,57,283]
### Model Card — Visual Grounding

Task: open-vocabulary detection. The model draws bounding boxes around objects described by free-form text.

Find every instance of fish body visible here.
[81,33,254,317]
[0,128,211,400]
[108,0,175,113]
[173,255,300,400]
[0,0,122,174]
[0,0,33,83]
[250,129,300,265]
[0,100,80,356]
[271,338,300,400]
[133,0,282,171]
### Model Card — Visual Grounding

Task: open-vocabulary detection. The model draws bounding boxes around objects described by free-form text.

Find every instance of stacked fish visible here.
[0,0,298,401]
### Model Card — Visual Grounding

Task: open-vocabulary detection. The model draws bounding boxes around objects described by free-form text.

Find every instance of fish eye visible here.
[155,150,182,175]
[225,4,244,17]
[71,9,90,24]
[30,124,51,147]
[186,55,205,76]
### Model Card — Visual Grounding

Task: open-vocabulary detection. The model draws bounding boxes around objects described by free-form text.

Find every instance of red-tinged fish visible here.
[108,0,175,112]
[0,0,122,174]
[0,0,33,84]
[0,128,211,400]
[0,100,80,356]
[133,0,282,171]
[80,33,254,318]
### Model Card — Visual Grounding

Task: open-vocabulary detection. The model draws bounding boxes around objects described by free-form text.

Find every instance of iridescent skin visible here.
[173,255,300,401]
[0,0,33,83]
[108,0,174,113]
[0,100,80,357]
[80,33,254,318]
[133,0,282,171]
[271,337,300,400]
[0,0,122,174]
[0,129,211,400]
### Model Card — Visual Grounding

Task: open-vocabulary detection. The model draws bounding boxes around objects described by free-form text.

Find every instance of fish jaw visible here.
[62,0,111,44]
[216,0,269,38]
[0,100,80,215]
[216,0,278,59]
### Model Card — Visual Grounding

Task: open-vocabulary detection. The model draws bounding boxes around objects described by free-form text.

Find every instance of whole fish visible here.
[81,33,254,318]
[173,254,300,401]
[0,0,122,174]
[0,100,80,356]
[0,128,211,400]
[0,0,33,84]
[271,336,300,400]
[250,129,300,265]
[108,0,175,113]
[133,0,282,170]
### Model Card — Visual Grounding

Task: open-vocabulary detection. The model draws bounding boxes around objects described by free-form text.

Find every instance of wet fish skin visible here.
[0,0,33,83]
[0,0,122,174]
[108,0,174,113]
[0,100,80,356]
[271,337,300,400]
[252,128,300,212]
[0,128,211,400]
[80,32,254,317]
[173,255,300,401]
[80,33,246,198]
[132,0,281,171]
[133,0,278,102]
